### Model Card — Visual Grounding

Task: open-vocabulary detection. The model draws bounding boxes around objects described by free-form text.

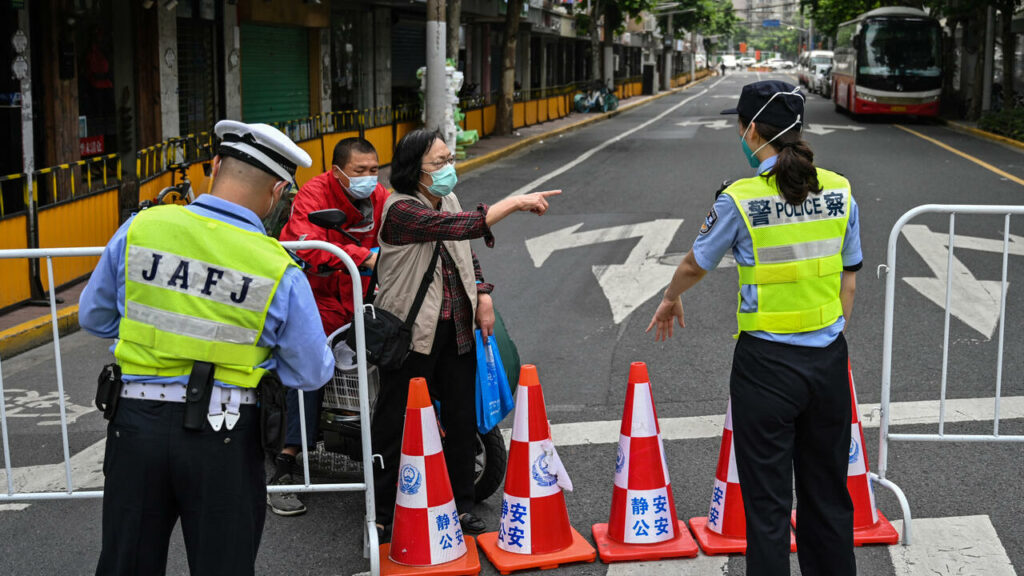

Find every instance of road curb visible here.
[0,305,80,360]
[940,119,1024,153]
[457,74,714,176]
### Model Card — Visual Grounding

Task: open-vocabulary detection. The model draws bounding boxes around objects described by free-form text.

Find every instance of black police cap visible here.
[720,80,804,127]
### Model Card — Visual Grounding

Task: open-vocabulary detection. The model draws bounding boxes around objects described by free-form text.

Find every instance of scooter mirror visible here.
[309,209,347,230]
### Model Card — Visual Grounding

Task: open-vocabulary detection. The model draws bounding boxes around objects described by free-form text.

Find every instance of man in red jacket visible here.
[269,138,387,516]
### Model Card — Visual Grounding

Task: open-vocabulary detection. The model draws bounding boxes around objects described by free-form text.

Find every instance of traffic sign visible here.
[762,19,780,27]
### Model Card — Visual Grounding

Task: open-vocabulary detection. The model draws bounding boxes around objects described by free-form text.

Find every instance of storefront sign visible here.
[79,135,105,157]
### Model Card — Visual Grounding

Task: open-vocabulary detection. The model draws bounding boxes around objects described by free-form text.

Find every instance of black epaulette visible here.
[714,179,733,199]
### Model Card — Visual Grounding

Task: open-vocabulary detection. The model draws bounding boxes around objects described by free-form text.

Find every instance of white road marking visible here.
[902,224,1011,338]
[890,516,1017,576]
[0,503,30,511]
[675,119,731,130]
[0,437,105,510]
[605,555,729,575]
[804,124,867,136]
[504,77,728,199]
[525,220,685,324]
[503,396,1024,447]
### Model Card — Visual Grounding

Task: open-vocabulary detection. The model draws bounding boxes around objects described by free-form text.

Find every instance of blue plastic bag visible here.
[475,330,515,434]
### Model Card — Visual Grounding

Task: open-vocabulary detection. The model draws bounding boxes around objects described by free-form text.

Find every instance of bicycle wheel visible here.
[155,185,189,205]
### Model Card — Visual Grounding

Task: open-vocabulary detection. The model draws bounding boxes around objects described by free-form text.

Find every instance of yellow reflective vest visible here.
[726,168,851,334]
[115,205,297,388]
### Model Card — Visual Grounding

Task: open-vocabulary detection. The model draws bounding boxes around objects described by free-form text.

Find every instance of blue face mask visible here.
[340,170,377,200]
[741,136,760,168]
[422,164,458,197]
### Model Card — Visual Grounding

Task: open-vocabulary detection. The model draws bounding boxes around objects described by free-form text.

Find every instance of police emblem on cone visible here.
[791,362,900,546]
[689,398,796,555]
[380,378,482,576]
[477,365,596,573]
[592,362,699,563]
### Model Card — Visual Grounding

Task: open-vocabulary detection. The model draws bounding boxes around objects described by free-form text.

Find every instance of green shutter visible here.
[240,24,310,124]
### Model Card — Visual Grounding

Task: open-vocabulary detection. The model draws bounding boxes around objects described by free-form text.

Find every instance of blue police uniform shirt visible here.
[692,155,862,348]
[79,194,335,391]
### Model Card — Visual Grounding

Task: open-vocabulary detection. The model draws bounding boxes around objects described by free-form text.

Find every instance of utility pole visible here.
[690,29,696,81]
[663,14,673,91]
[425,0,448,138]
[808,18,814,51]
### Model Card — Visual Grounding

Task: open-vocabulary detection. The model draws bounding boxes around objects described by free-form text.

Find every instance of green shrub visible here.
[978,108,1024,141]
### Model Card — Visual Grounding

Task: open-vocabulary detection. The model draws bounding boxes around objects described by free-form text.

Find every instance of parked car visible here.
[738,56,757,67]
[798,50,834,85]
[812,63,833,98]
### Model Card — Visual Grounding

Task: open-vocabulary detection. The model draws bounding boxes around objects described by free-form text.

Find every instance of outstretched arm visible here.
[646,250,708,341]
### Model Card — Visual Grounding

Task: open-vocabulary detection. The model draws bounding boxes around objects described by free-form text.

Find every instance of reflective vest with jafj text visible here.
[115,205,297,388]
[726,167,851,334]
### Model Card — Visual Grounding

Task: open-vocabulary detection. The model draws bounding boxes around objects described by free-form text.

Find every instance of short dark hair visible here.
[332,138,377,169]
[390,129,445,195]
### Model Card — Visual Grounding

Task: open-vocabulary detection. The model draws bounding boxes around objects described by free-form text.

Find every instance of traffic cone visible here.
[790,361,900,546]
[380,377,481,576]
[592,362,699,563]
[477,365,596,574]
[689,399,796,555]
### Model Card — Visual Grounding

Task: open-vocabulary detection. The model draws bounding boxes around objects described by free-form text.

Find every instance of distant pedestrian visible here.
[647,80,862,576]
[720,61,727,76]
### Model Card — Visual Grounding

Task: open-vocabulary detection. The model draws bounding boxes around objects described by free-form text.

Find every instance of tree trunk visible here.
[447,0,461,69]
[968,7,987,120]
[603,16,615,90]
[497,0,524,136]
[1000,0,1015,109]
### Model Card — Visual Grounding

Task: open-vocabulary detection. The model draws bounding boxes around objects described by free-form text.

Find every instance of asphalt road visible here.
[1,71,1022,575]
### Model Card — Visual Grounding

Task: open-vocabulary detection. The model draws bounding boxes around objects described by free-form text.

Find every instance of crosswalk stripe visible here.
[605,555,729,575]
[503,396,1024,447]
[890,516,1017,575]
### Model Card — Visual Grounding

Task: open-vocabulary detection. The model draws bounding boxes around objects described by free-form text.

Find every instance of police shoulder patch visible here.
[700,207,719,235]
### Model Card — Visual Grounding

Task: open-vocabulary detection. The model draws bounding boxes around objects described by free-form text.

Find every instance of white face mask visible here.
[742,87,806,157]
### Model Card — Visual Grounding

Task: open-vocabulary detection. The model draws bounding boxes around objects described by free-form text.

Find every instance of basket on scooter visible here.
[321,325,379,455]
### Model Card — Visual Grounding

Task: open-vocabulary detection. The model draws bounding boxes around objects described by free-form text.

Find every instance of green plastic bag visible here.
[491,308,520,391]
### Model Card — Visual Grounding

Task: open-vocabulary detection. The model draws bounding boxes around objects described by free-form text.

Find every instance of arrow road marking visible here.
[0,437,106,511]
[675,119,732,130]
[804,124,867,136]
[901,224,1009,339]
[525,219,685,324]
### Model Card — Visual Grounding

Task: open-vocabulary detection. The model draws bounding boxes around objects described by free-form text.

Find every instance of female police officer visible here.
[647,80,861,576]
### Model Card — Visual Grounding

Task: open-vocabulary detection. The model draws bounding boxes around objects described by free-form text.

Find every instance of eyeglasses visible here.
[422,155,456,170]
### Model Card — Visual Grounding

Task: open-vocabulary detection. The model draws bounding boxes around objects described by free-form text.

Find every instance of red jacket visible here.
[280,172,387,336]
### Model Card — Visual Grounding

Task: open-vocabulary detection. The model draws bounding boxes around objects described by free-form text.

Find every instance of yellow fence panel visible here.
[138,172,174,206]
[483,105,496,136]
[364,126,394,167]
[513,103,525,129]
[0,215,30,309]
[525,101,538,126]
[296,139,326,188]
[466,110,483,136]
[395,121,419,146]
[539,99,549,123]
[38,188,119,289]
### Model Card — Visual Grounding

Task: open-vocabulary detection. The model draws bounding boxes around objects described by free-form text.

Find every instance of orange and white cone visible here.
[689,399,796,555]
[791,361,900,546]
[381,377,481,576]
[477,365,596,573]
[592,362,699,562]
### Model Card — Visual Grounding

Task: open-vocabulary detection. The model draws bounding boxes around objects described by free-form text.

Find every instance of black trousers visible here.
[730,332,856,576]
[96,399,266,576]
[372,320,477,525]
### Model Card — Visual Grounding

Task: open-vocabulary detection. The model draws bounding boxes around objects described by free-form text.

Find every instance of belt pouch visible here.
[184,361,216,430]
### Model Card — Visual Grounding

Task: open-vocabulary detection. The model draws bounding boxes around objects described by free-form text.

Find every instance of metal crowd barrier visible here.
[874,204,1024,546]
[0,241,380,574]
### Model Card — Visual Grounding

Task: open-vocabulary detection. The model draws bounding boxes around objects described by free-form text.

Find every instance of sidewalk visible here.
[0,77,711,360]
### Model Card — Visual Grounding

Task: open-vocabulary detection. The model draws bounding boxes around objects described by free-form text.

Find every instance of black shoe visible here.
[459,513,486,535]
[375,523,392,544]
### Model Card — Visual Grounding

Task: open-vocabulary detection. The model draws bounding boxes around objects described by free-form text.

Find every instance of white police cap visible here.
[214,120,312,185]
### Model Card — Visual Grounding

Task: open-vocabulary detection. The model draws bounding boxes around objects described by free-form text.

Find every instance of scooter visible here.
[302,209,509,503]
[574,80,619,113]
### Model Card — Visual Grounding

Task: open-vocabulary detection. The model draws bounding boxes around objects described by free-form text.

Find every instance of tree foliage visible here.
[658,0,737,41]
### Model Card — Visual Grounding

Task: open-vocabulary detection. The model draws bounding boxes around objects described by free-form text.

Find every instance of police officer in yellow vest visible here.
[80,120,335,575]
[648,81,861,576]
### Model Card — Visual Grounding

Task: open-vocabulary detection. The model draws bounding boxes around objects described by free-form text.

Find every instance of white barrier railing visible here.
[0,241,380,575]
[874,204,1024,547]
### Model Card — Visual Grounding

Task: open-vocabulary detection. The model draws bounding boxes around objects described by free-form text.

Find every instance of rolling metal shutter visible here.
[240,24,310,124]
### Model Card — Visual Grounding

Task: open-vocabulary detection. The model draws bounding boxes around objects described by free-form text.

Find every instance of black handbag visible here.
[347,242,441,370]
